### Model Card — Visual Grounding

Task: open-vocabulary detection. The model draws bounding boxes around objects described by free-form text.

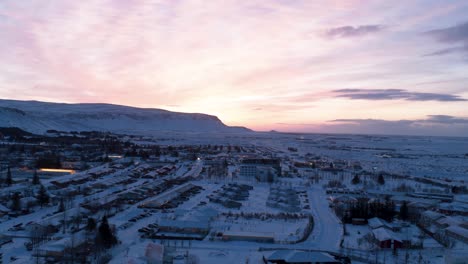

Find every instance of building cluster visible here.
[420,210,468,246]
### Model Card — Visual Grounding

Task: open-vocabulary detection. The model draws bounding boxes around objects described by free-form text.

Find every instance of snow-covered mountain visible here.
[0,99,251,134]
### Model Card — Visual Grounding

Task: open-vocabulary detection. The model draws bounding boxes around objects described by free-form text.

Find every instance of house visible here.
[434,216,463,229]
[371,227,403,249]
[151,219,209,240]
[445,250,468,264]
[351,218,367,225]
[368,217,402,232]
[266,250,341,264]
[222,231,275,243]
[419,210,445,227]
[158,219,209,233]
[37,231,87,260]
[368,217,387,229]
[330,195,358,208]
[407,201,436,222]
[438,202,468,216]
[444,225,468,244]
[0,204,10,217]
[26,222,60,237]
[239,158,281,182]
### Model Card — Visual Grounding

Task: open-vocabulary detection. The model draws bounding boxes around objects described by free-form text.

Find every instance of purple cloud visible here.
[425,21,468,56]
[333,89,467,102]
[325,25,384,38]
[426,21,468,43]
[423,46,467,56]
[327,115,468,136]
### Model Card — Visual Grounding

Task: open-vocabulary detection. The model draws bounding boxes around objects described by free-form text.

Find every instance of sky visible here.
[0,0,468,136]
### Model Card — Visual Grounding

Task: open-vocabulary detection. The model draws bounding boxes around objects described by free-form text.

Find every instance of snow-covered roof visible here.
[158,219,209,230]
[436,216,463,227]
[421,210,445,221]
[267,250,337,263]
[445,225,468,239]
[332,195,357,203]
[20,197,37,203]
[289,252,336,263]
[223,231,275,239]
[0,203,10,212]
[372,227,402,242]
[190,207,219,222]
[368,217,387,229]
[439,202,468,213]
[39,231,86,252]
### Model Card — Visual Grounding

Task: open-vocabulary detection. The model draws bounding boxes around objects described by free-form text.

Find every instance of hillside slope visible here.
[0,99,251,134]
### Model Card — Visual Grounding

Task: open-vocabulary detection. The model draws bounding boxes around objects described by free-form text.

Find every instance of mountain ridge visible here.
[0,99,251,134]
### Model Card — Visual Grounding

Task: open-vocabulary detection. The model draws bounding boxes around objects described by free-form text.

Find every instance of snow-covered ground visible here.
[1,131,467,263]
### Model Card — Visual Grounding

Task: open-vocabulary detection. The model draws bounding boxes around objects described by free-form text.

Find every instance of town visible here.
[0,128,467,263]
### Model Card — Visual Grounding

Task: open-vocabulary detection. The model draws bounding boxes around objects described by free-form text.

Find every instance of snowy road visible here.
[305,185,343,251]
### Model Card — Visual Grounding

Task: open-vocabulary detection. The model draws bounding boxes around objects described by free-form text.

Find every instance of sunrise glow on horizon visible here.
[1,0,468,135]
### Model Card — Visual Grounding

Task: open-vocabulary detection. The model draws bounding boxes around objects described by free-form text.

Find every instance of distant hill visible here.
[0,127,35,138]
[0,99,251,135]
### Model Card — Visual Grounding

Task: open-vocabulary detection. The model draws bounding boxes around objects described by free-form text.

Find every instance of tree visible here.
[86,217,97,232]
[351,174,361,185]
[37,185,50,208]
[11,192,21,211]
[32,170,40,185]
[97,216,117,249]
[266,170,275,183]
[382,197,396,222]
[377,174,385,185]
[400,200,409,221]
[58,198,65,212]
[6,166,12,186]
[55,156,62,168]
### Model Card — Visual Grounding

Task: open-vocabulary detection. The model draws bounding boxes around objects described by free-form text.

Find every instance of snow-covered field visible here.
[1,131,467,263]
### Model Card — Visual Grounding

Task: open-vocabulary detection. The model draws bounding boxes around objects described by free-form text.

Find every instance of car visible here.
[173,255,184,260]
[24,242,33,251]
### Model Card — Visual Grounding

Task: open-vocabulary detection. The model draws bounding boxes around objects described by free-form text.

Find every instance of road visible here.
[304,185,343,251]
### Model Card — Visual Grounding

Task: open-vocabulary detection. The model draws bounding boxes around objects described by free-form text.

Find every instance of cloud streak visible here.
[426,21,468,43]
[326,115,468,136]
[332,115,468,125]
[423,47,467,56]
[325,25,384,38]
[333,89,467,102]
[425,21,468,56]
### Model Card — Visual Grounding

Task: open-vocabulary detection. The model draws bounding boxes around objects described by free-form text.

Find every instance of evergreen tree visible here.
[382,197,396,222]
[11,192,21,211]
[97,216,117,248]
[32,170,40,185]
[37,185,50,208]
[6,166,12,186]
[86,217,97,231]
[377,174,385,185]
[351,174,361,185]
[58,198,65,212]
[400,200,409,221]
[55,156,62,168]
